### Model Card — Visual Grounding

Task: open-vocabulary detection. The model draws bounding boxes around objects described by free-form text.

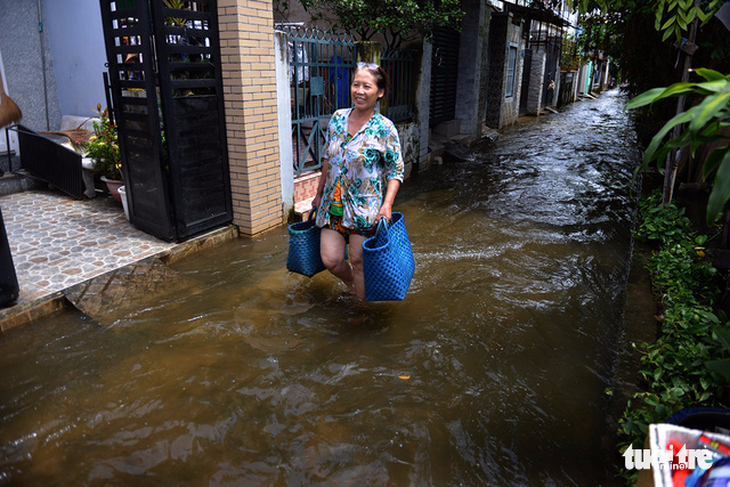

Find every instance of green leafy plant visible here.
[163,0,197,28]
[647,239,717,301]
[560,33,585,73]
[572,0,720,42]
[299,0,464,49]
[619,190,728,482]
[652,0,720,42]
[707,327,730,381]
[633,190,694,245]
[626,68,730,225]
[84,104,122,181]
[571,0,728,103]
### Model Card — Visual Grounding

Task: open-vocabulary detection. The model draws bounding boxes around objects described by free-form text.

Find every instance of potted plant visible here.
[84,104,124,203]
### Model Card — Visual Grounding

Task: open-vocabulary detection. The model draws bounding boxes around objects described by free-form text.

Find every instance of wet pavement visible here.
[0,186,238,332]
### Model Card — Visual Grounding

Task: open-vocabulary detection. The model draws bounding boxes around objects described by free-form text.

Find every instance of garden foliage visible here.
[619,190,728,476]
[84,104,122,181]
[626,69,730,225]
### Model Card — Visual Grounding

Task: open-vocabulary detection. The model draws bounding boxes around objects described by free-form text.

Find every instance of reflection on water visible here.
[0,90,640,485]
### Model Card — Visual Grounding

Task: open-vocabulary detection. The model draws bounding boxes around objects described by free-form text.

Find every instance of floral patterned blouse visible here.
[316,108,405,231]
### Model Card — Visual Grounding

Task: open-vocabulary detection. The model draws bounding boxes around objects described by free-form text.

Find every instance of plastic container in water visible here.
[118,185,129,221]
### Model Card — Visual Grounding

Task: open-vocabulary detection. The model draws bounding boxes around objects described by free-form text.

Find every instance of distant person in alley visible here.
[312,61,405,300]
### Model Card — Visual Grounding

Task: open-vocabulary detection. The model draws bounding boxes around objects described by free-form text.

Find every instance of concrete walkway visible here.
[0,187,238,332]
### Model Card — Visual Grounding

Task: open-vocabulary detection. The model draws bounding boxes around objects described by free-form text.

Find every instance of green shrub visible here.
[619,190,728,481]
[634,190,694,247]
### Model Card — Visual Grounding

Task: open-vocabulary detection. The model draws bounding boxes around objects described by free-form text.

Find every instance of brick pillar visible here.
[218,0,283,236]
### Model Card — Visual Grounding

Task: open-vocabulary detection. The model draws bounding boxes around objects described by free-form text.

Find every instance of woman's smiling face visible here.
[351,68,384,114]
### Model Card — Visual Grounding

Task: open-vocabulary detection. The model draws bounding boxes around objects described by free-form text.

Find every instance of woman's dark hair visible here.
[355,62,390,99]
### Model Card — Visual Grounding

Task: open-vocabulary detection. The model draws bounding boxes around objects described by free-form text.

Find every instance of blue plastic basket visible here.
[287,208,326,277]
[362,212,415,301]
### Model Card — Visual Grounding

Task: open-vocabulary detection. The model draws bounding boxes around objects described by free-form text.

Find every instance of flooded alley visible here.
[0,89,641,485]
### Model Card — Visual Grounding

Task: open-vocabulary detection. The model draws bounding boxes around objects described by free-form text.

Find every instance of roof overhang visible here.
[501,1,571,28]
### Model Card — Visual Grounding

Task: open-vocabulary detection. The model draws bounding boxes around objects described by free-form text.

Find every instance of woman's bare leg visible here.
[320,227,354,293]
[347,234,367,300]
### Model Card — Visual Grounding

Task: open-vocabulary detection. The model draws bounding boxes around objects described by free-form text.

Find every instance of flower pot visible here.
[118,185,130,221]
[101,176,124,204]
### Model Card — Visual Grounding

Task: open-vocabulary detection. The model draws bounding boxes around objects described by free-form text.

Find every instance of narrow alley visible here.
[0,90,639,485]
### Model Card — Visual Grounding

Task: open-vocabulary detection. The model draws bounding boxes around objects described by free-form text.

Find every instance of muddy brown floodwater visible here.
[0,89,642,485]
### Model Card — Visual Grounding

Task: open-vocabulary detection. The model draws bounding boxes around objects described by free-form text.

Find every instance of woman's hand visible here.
[377,202,392,222]
[312,192,322,211]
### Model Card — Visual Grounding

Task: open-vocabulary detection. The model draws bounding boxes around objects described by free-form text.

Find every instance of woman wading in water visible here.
[312,62,405,300]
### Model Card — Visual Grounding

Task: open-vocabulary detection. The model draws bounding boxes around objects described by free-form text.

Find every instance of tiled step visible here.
[294,196,315,221]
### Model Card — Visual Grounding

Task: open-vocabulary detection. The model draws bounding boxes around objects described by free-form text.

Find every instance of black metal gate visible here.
[285,27,356,176]
[430,27,460,127]
[99,0,232,241]
[542,36,562,108]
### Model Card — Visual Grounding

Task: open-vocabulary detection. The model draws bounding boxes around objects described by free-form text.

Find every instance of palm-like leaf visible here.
[628,71,730,225]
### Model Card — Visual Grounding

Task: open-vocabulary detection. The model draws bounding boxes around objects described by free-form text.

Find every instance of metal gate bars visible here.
[285,27,356,176]
[99,0,232,241]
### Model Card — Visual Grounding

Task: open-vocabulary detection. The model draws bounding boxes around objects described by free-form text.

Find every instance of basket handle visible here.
[374,217,389,238]
[308,206,318,221]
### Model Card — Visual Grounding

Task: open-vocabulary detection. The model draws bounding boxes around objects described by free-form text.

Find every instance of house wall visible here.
[485,13,524,129]
[219,0,284,235]
[0,0,61,133]
[42,0,108,118]
[0,0,105,158]
[274,31,294,216]
[454,0,490,140]
[414,40,432,171]
[503,18,524,126]
[477,6,495,129]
